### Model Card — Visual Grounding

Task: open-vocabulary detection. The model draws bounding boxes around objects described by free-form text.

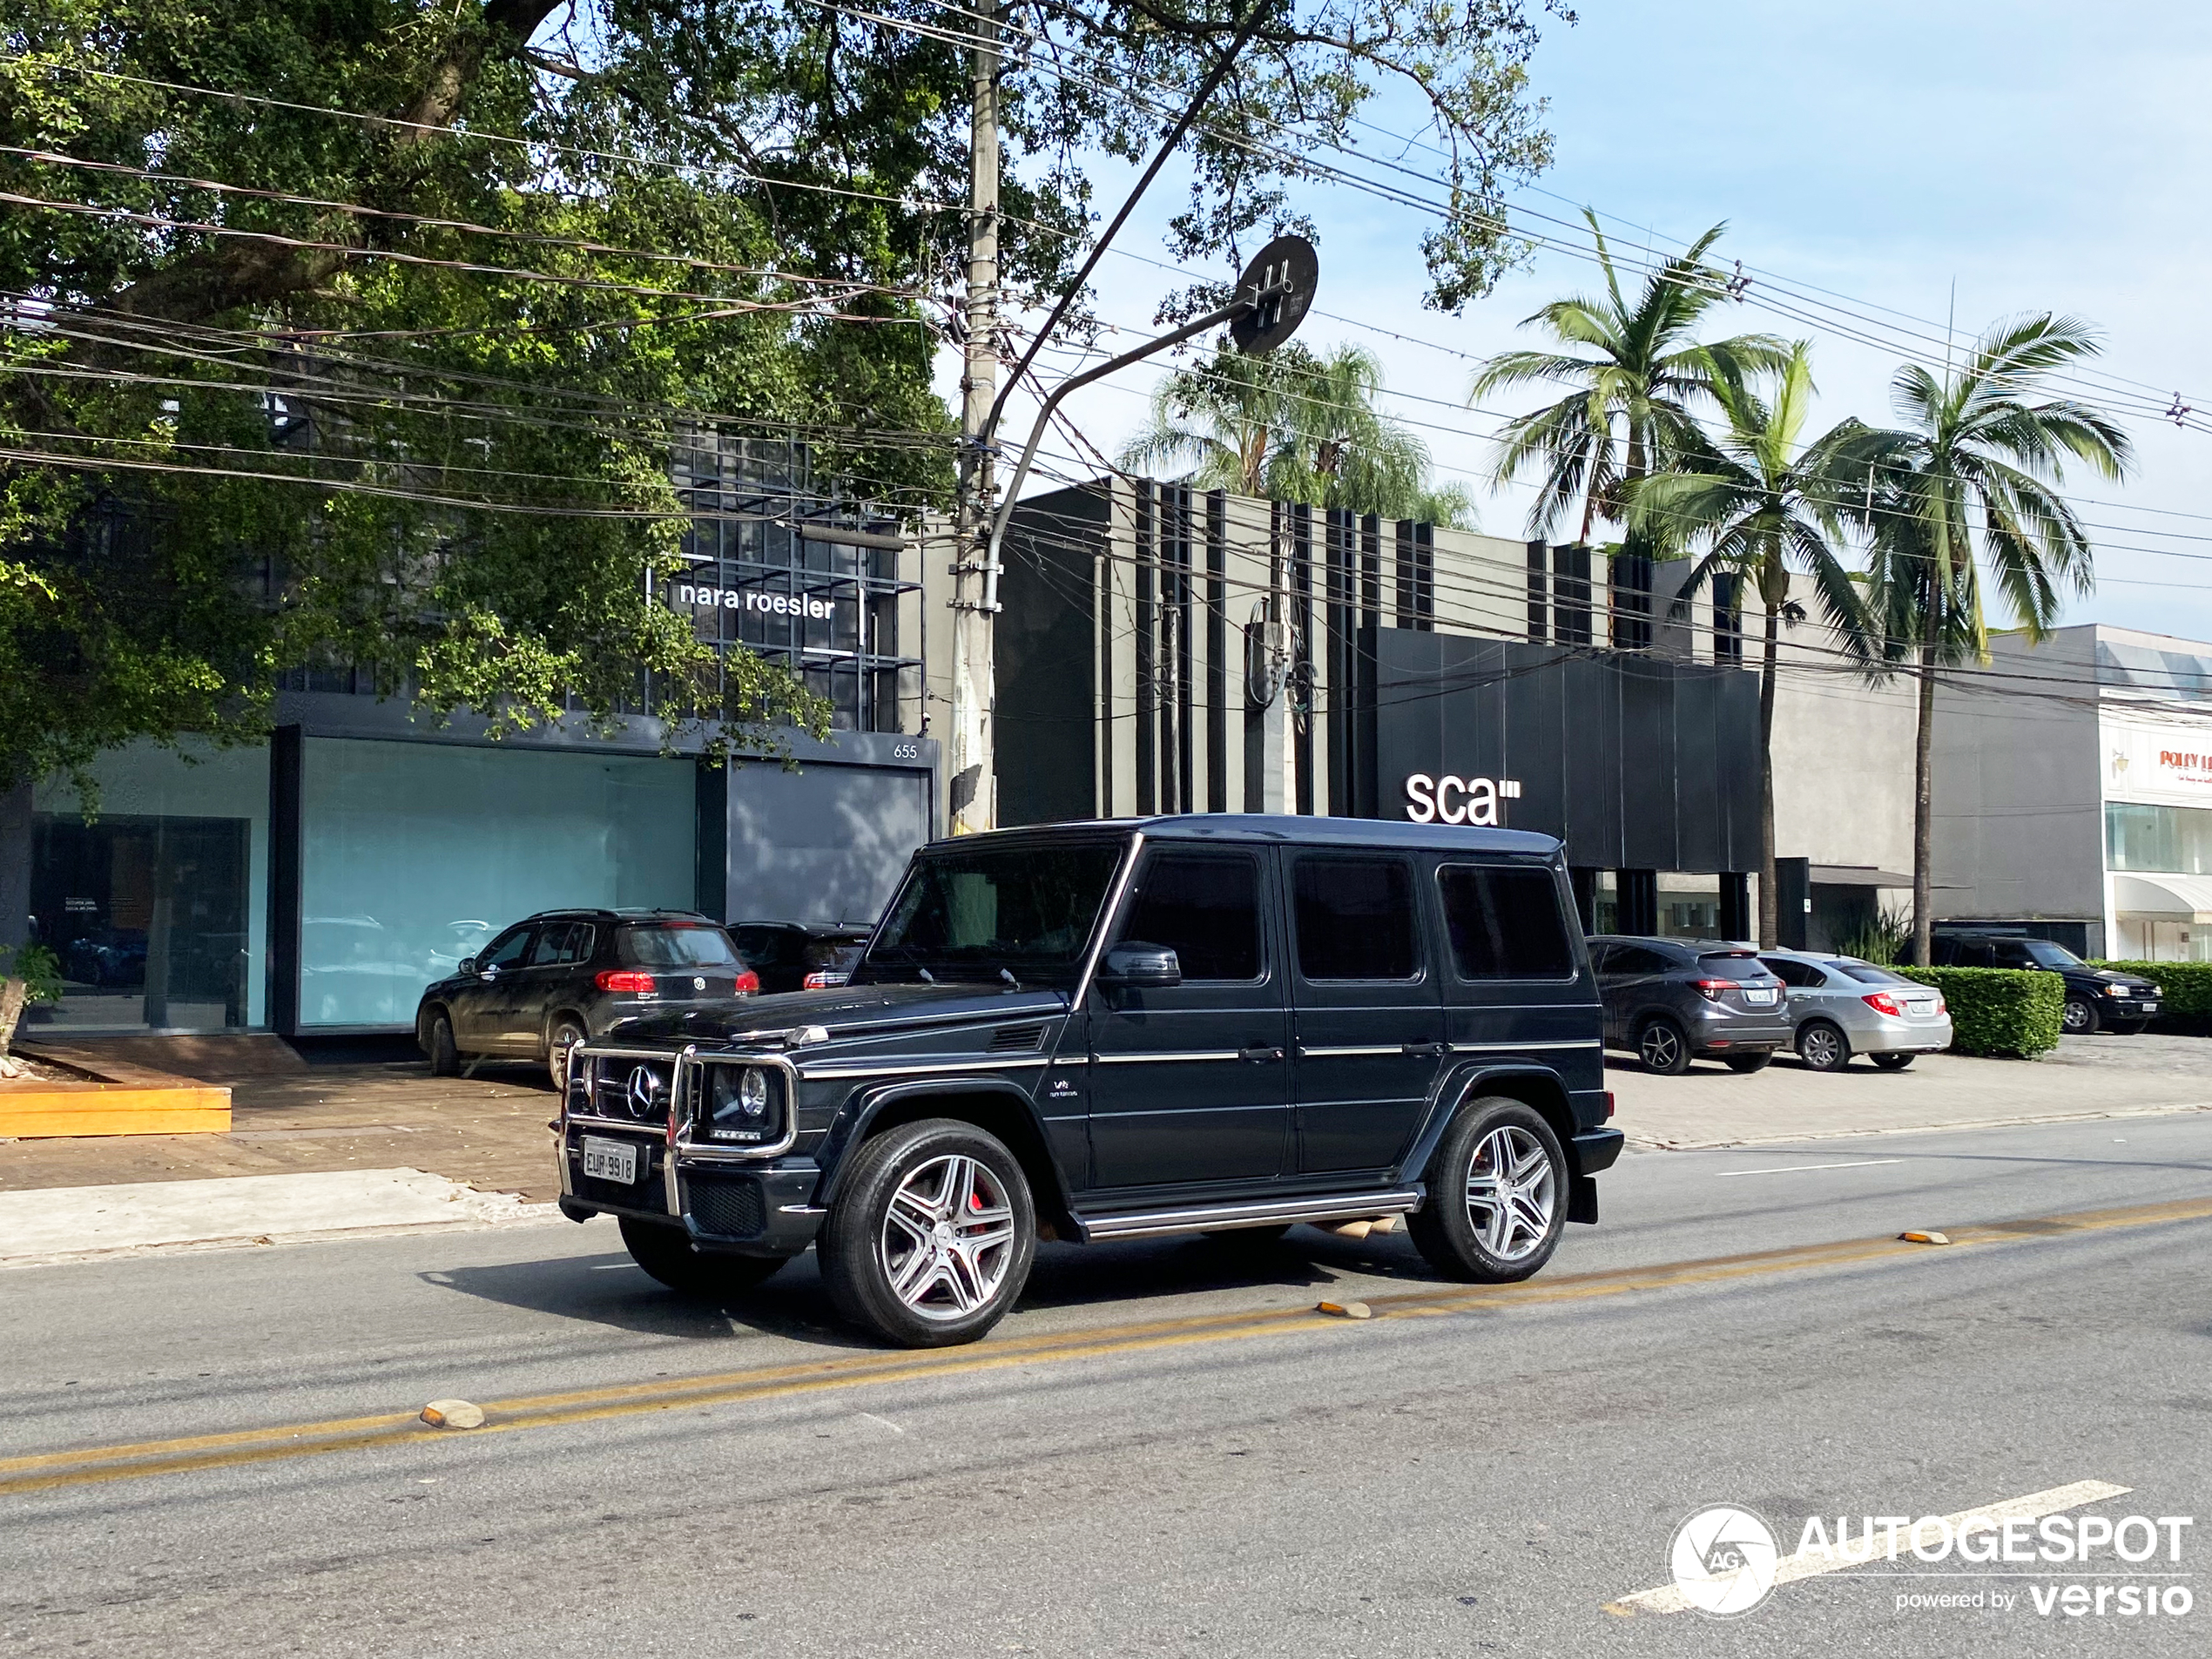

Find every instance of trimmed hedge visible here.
[1893,967,2065,1059]
[2094,961,2212,1015]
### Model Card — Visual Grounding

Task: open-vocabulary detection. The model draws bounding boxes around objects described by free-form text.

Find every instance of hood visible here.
[2093,968,2158,988]
[600,980,1071,1049]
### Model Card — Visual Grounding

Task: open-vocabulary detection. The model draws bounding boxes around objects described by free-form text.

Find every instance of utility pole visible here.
[948,2,1001,837]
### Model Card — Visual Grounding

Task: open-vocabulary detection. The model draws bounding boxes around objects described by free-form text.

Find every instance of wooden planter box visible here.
[0,1045,231,1138]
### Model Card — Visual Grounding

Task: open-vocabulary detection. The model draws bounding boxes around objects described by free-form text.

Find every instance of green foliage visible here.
[3,2,1565,785]
[1835,904,1912,966]
[1893,966,2064,1059]
[1,941,64,1003]
[1118,340,1473,524]
[2094,961,2209,1015]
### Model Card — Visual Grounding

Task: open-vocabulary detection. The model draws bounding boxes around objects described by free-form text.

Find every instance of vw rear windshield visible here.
[857,840,1127,986]
[617,923,741,968]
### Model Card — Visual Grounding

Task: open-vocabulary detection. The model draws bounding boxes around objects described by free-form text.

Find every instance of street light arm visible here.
[981,293,1253,610]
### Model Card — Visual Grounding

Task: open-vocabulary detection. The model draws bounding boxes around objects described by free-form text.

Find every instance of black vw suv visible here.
[557,816,1621,1347]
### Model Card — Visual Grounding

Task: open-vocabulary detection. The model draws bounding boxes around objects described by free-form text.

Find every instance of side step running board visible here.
[1080,1187,1425,1243]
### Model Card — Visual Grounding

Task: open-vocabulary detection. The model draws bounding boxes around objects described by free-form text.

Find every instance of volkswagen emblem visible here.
[693,976,705,991]
[625,1065,662,1117]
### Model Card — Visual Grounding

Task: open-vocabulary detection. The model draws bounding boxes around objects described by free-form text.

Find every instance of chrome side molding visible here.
[1081,1187,1424,1241]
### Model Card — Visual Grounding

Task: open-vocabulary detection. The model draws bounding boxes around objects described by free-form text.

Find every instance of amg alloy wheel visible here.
[1637,1017,1691,1076]
[1797,1020,1850,1071]
[1409,1097,1567,1284]
[821,1119,1036,1347]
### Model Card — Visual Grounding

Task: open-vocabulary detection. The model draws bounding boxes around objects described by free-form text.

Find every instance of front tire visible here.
[1408,1097,1568,1284]
[619,1217,786,1298]
[2062,995,2100,1035]
[1637,1016,1692,1076]
[1797,1020,1851,1072]
[426,1009,460,1076]
[820,1119,1036,1348]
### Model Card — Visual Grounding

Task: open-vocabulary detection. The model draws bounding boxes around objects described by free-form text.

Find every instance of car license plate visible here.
[581,1136,639,1184]
[1742,988,1777,1006]
[1907,997,1938,1015]
[2143,1001,2160,1013]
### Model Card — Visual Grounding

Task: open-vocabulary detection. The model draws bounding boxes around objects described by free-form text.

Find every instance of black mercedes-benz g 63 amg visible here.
[556,815,1620,1347]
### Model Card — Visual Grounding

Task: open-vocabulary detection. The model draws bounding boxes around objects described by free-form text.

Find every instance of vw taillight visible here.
[596,969,655,993]
[733,968,760,994]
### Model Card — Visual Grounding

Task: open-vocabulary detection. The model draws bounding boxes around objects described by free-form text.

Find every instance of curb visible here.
[1622,1098,2212,1152]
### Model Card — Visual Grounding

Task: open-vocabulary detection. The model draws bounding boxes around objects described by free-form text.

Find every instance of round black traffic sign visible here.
[1228,233,1318,355]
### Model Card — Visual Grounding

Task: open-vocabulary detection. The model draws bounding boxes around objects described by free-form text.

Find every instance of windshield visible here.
[856,840,1126,986]
[617,923,741,968]
[2018,940,2086,968]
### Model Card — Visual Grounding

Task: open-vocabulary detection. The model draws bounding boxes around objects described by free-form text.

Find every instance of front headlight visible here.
[703,1064,785,1147]
[2151,984,2163,997]
[2105,984,2127,996]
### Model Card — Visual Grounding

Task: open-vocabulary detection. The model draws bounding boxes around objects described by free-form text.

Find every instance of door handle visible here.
[1238,1045,1285,1063]
[1402,1041,1449,1058]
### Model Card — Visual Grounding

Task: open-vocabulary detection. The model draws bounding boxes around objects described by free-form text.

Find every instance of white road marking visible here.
[1716,1158,1904,1178]
[1605,1480,2133,1616]
[856,1412,906,1436]
[590,1263,641,1271]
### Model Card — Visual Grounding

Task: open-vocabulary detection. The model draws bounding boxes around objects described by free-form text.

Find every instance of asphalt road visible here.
[4,1111,2210,1656]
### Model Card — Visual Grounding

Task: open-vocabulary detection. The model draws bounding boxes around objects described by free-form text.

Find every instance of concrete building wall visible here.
[1769,628,1918,877]
[1930,625,2107,949]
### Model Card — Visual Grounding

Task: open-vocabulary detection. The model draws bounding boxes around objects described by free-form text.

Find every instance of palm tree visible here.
[1626,343,1877,945]
[1119,341,1474,527]
[1856,314,2134,964]
[1470,210,1789,544]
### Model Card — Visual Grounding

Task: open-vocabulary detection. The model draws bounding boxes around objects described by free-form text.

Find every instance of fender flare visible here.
[1393,1060,1575,1187]
[813,1076,1077,1225]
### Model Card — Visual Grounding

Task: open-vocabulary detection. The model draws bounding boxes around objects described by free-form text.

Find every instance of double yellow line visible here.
[8,1192,2209,1499]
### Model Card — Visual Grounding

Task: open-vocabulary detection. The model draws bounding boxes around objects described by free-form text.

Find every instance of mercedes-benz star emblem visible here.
[626,1066,661,1116]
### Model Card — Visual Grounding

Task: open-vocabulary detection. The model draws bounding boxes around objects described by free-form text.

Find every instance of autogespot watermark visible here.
[1648,1495,2195,1622]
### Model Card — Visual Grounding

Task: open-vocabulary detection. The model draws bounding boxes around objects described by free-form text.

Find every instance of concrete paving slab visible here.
[0,1167,563,1268]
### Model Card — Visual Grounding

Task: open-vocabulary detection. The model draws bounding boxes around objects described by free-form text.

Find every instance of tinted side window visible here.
[1293,855,1418,981]
[1609,945,1669,976]
[529,922,573,967]
[481,927,534,970]
[1437,865,1575,980]
[1760,956,1814,988]
[1118,853,1263,981]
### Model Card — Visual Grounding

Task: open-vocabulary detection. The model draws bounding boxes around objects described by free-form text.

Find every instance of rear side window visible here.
[1604,944,1671,976]
[1760,956,1818,988]
[618,923,740,968]
[1293,855,1419,981]
[1696,953,1771,981]
[1437,865,1574,980]
[529,921,595,966]
[1119,852,1263,981]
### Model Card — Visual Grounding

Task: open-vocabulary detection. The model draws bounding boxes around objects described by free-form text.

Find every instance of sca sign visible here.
[1403,772,1524,826]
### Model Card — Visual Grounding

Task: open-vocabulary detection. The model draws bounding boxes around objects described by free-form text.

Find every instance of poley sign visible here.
[1403,772,1525,826]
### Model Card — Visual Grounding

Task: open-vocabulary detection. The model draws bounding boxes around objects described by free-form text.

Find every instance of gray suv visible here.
[1589,935,1793,1074]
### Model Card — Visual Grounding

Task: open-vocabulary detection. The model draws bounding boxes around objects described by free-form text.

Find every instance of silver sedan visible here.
[1757,951,1954,1072]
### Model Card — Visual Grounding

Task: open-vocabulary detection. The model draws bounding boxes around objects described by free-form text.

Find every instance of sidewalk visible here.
[1608,1030,2212,1149]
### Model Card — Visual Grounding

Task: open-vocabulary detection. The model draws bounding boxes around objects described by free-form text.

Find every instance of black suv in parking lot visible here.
[730,921,873,994]
[1588,935,1793,1073]
[415,910,759,1087]
[557,815,1622,1348]
[1929,930,2161,1035]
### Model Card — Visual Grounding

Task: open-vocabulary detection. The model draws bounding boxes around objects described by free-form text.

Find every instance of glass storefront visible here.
[2106,800,2212,875]
[297,738,696,1027]
[29,741,271,1033]
[1656,873,1724,940]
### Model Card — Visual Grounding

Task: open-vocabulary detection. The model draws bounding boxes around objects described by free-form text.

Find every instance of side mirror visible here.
[457,955,478,975]
[1096,942,1182,989]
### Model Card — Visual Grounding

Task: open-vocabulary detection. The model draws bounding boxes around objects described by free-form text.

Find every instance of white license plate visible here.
[1742,988,1777,1006]
[581,1136,640,1184]
[1907,998,1939,1015]
[2142,1001,2160,1012]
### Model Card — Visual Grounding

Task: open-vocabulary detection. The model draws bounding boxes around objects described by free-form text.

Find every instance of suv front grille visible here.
[582,1055,678,1122]
[687,1172,766,1238]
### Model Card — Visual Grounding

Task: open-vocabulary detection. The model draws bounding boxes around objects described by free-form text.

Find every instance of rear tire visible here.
[426,1010,460,1076]
[820,1119,1035,1348]
[619,1217,786,1298]
[547,1016,588,1092]
[2062,995,2100,1035]
[1636,1016,1692,1076]
[1868,1051,1916,1071]
[1723,1053,1772,1074]
[1408,1096,1568,1284]
[1797,1020,1851,1072]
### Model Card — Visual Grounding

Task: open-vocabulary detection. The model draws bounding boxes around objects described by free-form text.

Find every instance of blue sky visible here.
[970,0,2212,641]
